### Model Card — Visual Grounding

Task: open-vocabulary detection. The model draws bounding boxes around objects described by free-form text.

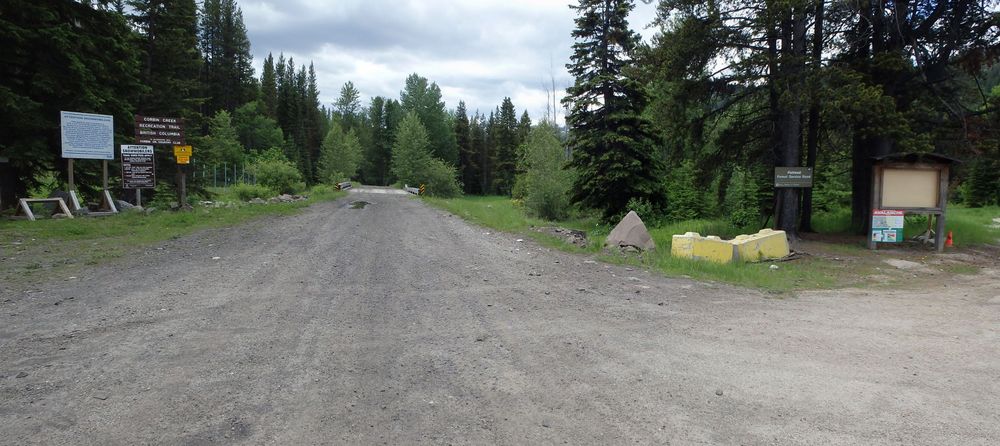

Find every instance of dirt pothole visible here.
[350,201,371,209]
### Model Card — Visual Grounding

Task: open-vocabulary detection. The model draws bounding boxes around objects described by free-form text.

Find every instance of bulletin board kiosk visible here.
[868,153,958,252]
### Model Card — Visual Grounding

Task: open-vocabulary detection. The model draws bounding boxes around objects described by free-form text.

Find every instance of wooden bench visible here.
[15,198,74,221]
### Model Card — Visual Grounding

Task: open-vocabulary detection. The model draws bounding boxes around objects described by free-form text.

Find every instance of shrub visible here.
[250,157,304,194]
[724,166,761,228]
[664,159,703,221]
[231,183,274,201]
[520,124,575,220]
[624,197,660,225]
[421,159,462,198]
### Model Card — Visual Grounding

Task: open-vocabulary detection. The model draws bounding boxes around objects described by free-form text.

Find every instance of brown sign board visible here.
[121,144,155,189]
[135,115,185,145]
[774,167,814,188]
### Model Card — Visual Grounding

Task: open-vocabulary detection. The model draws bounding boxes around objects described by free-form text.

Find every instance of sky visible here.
[240,0,659,122]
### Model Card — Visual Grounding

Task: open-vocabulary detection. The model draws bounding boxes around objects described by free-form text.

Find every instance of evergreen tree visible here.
[493,97,520,195]
[200,0,255,114]
[202,110,243,165]
[0,0,144,206]
[470,112,489,194]
[664,159,702,221]
[259,53,277,118]
[129,0,203,201]
[128,0,202,123]
[318,122,363,183]
[454,101,478,193]
[361,96,401,186]
[563,0,663,219]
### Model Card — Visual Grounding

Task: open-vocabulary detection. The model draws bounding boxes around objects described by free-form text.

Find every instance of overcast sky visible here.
[240,0,659,122]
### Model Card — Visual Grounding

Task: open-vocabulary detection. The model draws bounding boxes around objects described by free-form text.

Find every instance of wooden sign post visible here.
[135,115,186,207]
[869,153,958,252]
[173,145,192,209]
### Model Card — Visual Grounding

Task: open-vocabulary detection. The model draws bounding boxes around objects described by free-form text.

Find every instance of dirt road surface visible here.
[2,191,998,445]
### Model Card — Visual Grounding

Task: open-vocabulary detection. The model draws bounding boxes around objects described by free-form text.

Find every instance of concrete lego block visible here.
[731,229,790,263]
[670,229,789,264]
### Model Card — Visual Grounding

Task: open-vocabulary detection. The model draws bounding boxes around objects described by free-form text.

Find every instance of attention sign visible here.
[135,115,185,145]
[121,145,155,189]
[871,209,904,243]
[774,167,814,188]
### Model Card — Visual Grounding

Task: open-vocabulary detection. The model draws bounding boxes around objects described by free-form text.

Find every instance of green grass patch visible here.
[425,196,998,293]
[809,205,1000,246]
[423,195,601,251]
[0,186,346,288]
[424,195,847,292]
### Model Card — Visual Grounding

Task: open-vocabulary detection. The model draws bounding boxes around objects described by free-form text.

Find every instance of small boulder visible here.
[605,211,656,252]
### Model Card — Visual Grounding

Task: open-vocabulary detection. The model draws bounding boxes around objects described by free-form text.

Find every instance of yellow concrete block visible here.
[731,229,790,263]
[671,229,789,264]
[691,236,737,264]
[670,232,699,259]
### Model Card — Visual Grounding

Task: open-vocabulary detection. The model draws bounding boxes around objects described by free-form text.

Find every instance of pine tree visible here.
[200,0,255,114]
[202,110,243,165]
[493,97,520,195]
[128,0,203,201]
[0,1,144,206]
[454,101,477,193]
[129,0,202,119]
[470,112,488,194]
[260,53,277,118]
[563,0,664,220]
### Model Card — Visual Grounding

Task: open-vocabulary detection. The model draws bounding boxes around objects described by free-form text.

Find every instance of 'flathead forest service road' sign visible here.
[121,145,155,189]
[135,115,185,145]
[774,167,814,188]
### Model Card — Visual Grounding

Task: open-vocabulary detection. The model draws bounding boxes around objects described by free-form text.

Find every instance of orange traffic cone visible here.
[945,231,954,248]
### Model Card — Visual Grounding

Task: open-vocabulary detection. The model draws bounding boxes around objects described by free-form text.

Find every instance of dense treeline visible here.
[0,0,538,206]
[631,0,1000,234]
[2,0,998,231]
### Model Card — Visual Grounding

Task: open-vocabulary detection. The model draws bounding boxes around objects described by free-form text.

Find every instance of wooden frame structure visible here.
[15,198,74,221]
[869,153,958,252]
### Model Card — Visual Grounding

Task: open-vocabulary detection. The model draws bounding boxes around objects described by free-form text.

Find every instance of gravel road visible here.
[1,191,998,445]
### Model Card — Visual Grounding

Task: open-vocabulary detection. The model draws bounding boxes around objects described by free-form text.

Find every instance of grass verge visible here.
[0,186,346,289]
[424,196,998,293]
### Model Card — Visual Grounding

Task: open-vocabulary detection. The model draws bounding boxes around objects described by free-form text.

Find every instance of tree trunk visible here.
[773,6,807,239]
[800,0,824,233]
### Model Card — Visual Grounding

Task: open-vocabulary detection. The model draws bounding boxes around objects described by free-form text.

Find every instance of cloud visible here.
[241,0,658,122]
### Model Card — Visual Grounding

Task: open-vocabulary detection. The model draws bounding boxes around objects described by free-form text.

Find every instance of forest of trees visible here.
[1,0,998,235]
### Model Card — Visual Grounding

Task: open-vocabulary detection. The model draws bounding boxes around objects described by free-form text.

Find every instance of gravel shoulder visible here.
[1,192,997,445]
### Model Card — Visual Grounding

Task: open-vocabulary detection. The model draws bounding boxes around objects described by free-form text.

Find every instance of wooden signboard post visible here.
[869,153,958,252]
[173,145,192,208]
[134,115,186,208]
